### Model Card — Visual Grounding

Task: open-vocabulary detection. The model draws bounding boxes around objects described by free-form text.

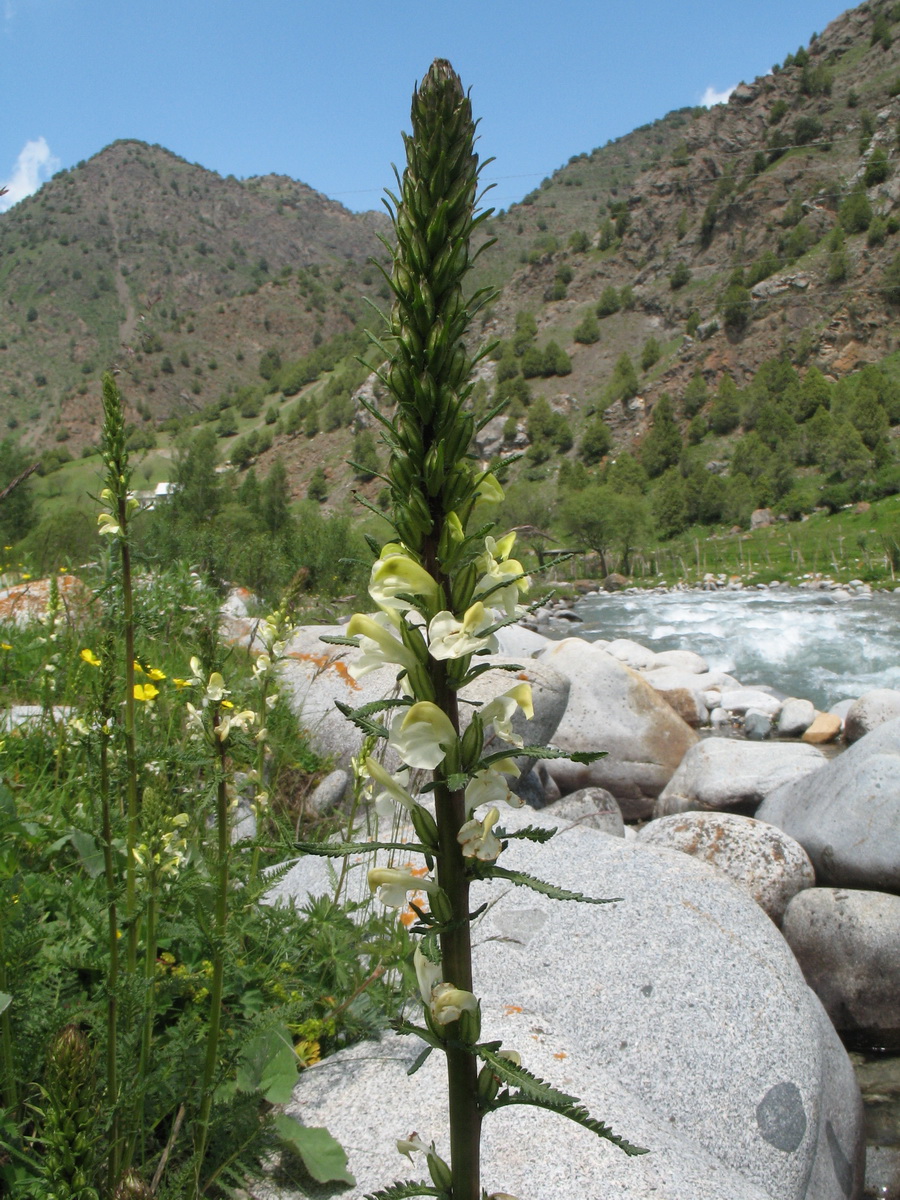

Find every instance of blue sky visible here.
[3,0,849,215]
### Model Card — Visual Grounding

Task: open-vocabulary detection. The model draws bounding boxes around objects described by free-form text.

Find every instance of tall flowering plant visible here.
[308,60,645,1200]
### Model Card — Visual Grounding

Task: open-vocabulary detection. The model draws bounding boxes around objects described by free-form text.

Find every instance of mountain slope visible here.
[0,140,389,446]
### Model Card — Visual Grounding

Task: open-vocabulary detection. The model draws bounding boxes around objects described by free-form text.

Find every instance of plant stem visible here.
[0,922,17,1117]
[119,498,140,976]
[194,734,230,1195]
[430,600,480,1200]
[100,729,121,1191]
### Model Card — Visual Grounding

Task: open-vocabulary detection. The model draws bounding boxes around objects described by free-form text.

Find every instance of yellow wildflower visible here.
[80,648,101,667]
[134,683,159,702]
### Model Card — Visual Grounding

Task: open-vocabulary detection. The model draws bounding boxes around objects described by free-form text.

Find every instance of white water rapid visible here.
[568,588,900,711]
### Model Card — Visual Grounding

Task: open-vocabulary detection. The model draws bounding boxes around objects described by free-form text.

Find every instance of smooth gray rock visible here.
[538,638,698,819]
[756,717,900,891]
[654,739,826,817]
[778,698,816,738]
[637,812,815,923]
[829,698,854,722]
[720,688,783,718]
[494,623,550,659]
[264,806,863,1200]
[604,637,659,670]
[545,786,625,836]
[269,625,569,771]
[306,768,349,815]
[782,887,900,1049]
[843,688,900,743]
[652,649,710,674]
[744,709,773,740]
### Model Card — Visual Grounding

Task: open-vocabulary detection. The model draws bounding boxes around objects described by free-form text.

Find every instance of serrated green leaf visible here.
[295,840,429,858]
[317,635,361,648]
[236,1026,298,1103]
[475,865,621,905]
[454,661,524,689]
[494,824,557,843]
[334,700,390,740]
[274,1114,356,1184]
[495,1093,649,1156]
[475,1046,646,1153]
[363,1180,444,1200]
[407,1043,434,1076]
[480,746,607,769]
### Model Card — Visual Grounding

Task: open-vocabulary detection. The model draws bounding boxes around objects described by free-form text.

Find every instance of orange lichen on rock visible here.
[287,650,361,690]
[0,575,96,627]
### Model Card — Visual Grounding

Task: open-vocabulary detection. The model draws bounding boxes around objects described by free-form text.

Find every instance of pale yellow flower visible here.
[389,702,457,770]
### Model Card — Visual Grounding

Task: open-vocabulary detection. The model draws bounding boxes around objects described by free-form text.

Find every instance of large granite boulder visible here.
[653,739,826,817]
[535,638,698,819]
[637,811,815,923]
[264,807,864,1200]
[756,717,900,891]
[843,688,900,743]
[265,625,570,771]
[782,887,900,1050]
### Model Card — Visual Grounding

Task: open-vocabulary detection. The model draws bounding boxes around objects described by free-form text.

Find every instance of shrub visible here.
[721,283,752,334]
[573,312,601,344]
[307,466,328,501]
[882,252,900,304]
[799,63,832,97]
[579,418,613,464]
[840,189,873,234]
[640,336,661,372]
[793,115,823,145]
[595,286,620,317]
[864,147,890,187]
[669,261,691,290]
[768,99,788,125]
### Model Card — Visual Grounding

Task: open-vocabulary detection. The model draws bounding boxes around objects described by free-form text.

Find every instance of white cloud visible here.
[701,85,736,108]
[0,137,60,211]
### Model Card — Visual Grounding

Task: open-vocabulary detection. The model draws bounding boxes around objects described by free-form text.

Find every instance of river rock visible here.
[654,739,826,818]
[656,686,709,728]
[545,786,625,836]
[843,688,900,743]
[536,638,698,818]
[744,709,773,740]
[652,649,710,673]
[802,713,843,744]
[270,625,569,770]
[637,812,815,923]
[778,698,816,738]
[719,688,783,718]
[604,637,659,670]
[756,717,900,891]
[306,768,349,815]
[494,623,550,659]
[264,805,863,1200]
[782,887,900,1050]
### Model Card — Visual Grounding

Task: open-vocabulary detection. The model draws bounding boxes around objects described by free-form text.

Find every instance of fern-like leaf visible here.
[495,1093,649,1156]
[333,700,390,740]
[363,1179,446,1200]
[480,746,607,768]
[494,824,557,844]
[473,864,621,905]
[476,1047,647,1155]
[295,840,429,858]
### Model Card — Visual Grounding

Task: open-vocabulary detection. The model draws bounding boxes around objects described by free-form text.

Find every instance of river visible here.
[567,586,900,712]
